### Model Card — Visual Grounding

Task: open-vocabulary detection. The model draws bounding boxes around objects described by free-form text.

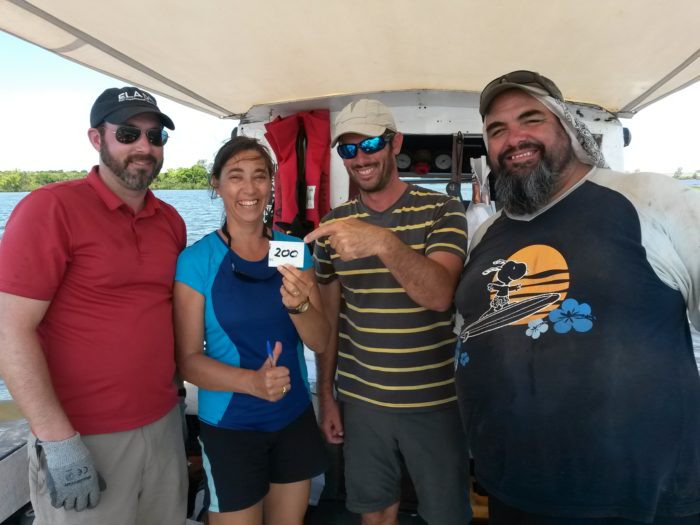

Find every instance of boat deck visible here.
[305,501,427,524]
[0,379,30,525]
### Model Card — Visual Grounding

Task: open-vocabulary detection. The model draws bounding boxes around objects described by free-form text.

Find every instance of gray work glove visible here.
[38,433,106,511]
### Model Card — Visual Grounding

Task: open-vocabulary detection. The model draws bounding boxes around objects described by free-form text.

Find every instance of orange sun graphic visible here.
[487,244,569,325]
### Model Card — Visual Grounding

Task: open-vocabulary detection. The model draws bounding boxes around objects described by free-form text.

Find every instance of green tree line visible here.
[0,162,211,192]
[672,167,700,179]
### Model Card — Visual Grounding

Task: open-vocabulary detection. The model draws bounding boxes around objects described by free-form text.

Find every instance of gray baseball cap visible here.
[479,70,563,118]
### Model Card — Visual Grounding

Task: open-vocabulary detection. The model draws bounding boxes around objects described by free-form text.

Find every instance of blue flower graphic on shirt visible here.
[454,340,470,367]
[548,298,594,334]
[525,318,549,339]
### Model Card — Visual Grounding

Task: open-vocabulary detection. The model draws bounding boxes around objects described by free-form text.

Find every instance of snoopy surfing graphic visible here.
[458,245,595,347]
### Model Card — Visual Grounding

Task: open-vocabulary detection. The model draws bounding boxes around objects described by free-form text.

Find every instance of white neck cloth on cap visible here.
[483,87,608,169]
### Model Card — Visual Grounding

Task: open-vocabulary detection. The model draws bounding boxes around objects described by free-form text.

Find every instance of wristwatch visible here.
[286,298,310,315]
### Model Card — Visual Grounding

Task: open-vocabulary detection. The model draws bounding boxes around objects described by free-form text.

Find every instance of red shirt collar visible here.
[86,166,161,216]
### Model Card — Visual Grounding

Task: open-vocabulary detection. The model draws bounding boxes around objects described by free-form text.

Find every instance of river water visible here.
[2,181,699,241]
[1,182,699,394]
[0,189,224,246]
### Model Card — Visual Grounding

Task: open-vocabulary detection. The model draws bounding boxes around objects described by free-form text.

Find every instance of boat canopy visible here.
[1,0,698,119]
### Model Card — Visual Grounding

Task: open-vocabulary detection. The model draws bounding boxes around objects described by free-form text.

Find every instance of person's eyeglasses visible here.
[337,133,395,160]
[111,125,169,147]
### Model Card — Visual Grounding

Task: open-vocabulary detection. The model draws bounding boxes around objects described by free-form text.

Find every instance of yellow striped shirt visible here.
[313,185,468,411]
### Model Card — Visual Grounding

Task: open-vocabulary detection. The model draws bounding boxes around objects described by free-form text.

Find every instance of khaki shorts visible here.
[28,406,188,525]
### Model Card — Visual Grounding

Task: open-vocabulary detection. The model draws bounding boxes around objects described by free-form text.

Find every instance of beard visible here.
[348,149,395,193]
[492,137,574,215]
[100,142,162,191]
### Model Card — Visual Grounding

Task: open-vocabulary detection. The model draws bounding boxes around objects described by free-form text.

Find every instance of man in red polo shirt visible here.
[0,87,187,524]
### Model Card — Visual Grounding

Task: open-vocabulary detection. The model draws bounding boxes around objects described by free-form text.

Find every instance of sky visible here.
[1,31,699,174]
[0,32,235,172]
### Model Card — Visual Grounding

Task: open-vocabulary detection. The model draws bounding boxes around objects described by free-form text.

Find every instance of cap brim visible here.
[479,83,550,117]
[104,105,175,130]
[331,123,392,147]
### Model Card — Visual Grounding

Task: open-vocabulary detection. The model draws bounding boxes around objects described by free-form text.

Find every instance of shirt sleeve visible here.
[657,179,700,331]
[599,170,700,331]
[425,196,468,260]
[175,243,207,295]
[0,189,71,300]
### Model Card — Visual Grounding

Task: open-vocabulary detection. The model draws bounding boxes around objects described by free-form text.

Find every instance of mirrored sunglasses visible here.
[112,125,169,147]
[337,133,394,160]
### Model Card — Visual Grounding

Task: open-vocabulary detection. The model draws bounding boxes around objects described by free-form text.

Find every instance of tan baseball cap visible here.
[331,99,397,147]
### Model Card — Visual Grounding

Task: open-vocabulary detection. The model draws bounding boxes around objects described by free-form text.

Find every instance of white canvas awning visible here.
[1,0,698,119]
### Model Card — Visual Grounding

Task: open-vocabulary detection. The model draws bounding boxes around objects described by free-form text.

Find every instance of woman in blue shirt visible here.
[174,137,329,525]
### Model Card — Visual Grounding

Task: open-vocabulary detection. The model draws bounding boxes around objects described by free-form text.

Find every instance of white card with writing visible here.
[268,240,305,268]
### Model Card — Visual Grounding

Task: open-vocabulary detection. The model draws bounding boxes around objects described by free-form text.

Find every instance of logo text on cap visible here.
[117,90,156,106]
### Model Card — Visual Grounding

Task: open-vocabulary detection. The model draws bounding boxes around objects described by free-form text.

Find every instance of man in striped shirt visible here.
[305,99,471,525]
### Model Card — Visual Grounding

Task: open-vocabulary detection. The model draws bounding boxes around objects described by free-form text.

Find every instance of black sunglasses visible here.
[111,125,169,147]
[220,219,277,282]
[230,261,278,282]
[337,133,395,160]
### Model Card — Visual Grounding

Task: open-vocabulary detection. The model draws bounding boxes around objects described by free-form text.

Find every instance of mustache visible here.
[351,160,379,168]
[497,141,544,167]
[126,154,157,165]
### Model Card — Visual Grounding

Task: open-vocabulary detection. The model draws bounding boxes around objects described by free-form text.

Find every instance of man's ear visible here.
[391,132,404,154]
[87,127,102,152]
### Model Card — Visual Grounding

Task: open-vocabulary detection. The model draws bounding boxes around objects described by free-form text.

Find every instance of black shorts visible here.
[199,405,328,513]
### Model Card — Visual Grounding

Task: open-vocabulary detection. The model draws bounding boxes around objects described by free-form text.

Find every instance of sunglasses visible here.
[111,125,169,147]
[230,262,278,283]
[337,133,395,160]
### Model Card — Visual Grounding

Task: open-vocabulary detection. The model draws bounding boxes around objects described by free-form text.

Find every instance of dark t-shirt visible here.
[455,169,700,521]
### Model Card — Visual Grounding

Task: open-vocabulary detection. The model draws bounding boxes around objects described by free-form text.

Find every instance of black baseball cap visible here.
[90,86,175,129]
[479,70,564,117]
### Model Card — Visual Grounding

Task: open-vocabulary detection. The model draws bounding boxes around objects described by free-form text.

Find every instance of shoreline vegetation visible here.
[0,166,698,193]
[0,162,210,192]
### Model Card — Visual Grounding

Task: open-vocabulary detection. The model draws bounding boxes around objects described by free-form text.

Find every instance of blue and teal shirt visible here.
[176,230,312,432]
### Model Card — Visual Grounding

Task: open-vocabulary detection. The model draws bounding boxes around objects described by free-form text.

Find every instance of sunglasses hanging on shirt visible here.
[221,220,277,282]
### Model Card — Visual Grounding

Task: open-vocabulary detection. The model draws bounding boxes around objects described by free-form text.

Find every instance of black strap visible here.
[295,120,307,220]
[221,219,271,248]
[446,131,463,198]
